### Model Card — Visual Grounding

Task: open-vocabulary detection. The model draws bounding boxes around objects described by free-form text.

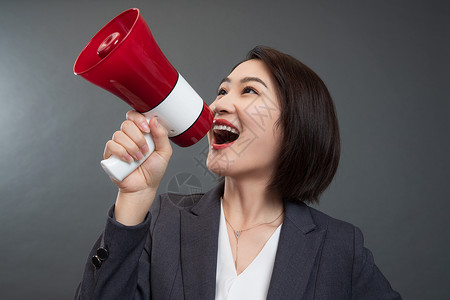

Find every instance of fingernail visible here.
[136,151,144,160]
[154,119,160,128]
[141,122,150,133]
[141,144,149,154]
[124,154,133,162]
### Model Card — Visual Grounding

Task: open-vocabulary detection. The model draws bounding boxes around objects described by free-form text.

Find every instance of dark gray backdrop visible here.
[0,0,448,299]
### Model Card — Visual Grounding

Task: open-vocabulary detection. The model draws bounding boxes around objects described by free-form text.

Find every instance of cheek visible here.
[243,96,280,128]
[254,119,282,155]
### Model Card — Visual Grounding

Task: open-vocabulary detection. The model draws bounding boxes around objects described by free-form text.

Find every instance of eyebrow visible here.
[219,76,268,88]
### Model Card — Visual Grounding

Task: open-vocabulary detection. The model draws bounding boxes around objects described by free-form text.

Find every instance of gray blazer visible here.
[75,183,401,299]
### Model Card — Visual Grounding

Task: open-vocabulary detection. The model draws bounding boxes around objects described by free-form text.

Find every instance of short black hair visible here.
[246,46,340,204]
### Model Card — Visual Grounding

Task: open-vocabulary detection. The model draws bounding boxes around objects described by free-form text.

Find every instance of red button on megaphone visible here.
[73,8,213,181]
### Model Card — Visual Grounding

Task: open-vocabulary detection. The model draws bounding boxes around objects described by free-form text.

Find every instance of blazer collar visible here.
[266,200,326,300]
[179,183,325,300]
[179,183,223,300]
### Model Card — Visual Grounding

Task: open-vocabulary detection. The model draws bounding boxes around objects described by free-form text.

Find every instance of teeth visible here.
[213,125,239,134]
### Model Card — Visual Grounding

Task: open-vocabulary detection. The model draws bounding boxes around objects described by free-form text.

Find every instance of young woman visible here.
[75,46,401,299]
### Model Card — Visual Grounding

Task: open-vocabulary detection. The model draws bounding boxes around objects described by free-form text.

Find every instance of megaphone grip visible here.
[100,132,155,182]
[99,74,210,182]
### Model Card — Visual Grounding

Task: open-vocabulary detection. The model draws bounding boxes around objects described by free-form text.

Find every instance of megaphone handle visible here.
[100,131,156,182]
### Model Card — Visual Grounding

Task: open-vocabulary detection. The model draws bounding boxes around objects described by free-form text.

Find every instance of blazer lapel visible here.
[179,184,223,300]
[267,201,326,300]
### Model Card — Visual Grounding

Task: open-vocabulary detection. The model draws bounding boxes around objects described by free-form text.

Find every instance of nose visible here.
[210,94,236,115]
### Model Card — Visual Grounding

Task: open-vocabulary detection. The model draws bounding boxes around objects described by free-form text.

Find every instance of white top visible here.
[215,200,282,300]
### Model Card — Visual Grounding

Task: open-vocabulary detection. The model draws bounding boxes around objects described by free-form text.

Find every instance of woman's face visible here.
[207,59,282,180]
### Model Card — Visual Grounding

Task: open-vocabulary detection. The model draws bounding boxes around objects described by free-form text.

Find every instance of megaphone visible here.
[73,8,213,182]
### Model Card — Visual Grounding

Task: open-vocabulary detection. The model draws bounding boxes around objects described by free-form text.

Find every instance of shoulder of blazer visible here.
[305,205,358,260]
[307,205,356,235]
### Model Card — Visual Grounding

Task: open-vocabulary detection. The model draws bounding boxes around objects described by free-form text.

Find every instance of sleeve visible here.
[74,195,162,300]
[351,226,402,300]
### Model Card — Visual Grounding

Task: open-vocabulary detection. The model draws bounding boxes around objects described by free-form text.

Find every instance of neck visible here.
[222,175,284,229]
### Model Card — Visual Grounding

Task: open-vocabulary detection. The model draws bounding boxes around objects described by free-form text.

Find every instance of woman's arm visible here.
[109,111,173,226]
[74,111,172,299]
[74,203,154,300]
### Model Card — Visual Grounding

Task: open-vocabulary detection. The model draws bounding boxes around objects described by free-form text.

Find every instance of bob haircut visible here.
[241,46,340,204]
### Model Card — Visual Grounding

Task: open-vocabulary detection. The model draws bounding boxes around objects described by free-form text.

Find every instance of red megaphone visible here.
[73,8,213,181]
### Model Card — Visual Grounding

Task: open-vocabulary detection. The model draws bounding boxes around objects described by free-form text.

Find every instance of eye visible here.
[242,86,258,95]
[217,88,227,96]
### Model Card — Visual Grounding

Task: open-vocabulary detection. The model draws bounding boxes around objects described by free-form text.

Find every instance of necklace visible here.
[223,204,284,270]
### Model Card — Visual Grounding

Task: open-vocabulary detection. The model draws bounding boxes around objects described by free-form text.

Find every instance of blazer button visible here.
[92,255,102,269]
[91,247,109,268]
[96,247,109,261]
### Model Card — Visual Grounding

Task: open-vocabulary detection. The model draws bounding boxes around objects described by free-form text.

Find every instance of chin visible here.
[207,149,241,177]
[206,152,226,177]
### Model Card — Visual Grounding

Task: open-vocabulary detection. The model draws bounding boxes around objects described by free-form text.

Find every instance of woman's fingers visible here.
[103,140,133,162]
[126,110,171,160]
[104,111,151,161]
[126,110,150,133]
[112,130,144,160]
[104,111,172,166]
[148,118,172,160]
[120,120,150,157]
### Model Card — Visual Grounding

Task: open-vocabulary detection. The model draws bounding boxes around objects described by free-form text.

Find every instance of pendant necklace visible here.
[224,207,284,270]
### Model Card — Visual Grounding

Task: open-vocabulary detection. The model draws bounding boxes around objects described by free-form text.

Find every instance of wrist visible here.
[114,188,157,226]
[117,187,157,200]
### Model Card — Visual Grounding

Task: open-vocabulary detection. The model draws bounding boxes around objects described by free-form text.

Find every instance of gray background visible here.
[0,0,448,299]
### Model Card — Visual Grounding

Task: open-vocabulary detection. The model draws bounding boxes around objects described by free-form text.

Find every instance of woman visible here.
[75,46,401,299]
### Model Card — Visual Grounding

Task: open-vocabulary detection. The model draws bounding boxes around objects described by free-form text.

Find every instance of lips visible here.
[211,119,240,150]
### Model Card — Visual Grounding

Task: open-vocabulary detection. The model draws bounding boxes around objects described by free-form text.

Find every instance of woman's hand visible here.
[103,110,173,225]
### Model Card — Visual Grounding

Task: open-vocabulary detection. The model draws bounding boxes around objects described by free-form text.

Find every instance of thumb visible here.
[149,118,172,159]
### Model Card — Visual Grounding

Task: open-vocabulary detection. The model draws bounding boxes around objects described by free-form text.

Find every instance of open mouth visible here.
[212,119,240,149]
